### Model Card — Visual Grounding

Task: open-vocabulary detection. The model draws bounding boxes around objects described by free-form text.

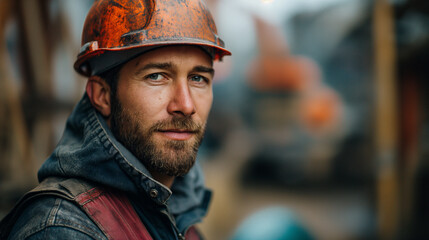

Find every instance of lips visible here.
[158,129,197,141]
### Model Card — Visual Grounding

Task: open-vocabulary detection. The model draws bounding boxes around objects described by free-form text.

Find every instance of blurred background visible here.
[1,0,429,239]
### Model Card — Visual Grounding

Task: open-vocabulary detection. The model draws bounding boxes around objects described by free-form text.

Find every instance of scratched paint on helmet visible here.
[75,0,231,76]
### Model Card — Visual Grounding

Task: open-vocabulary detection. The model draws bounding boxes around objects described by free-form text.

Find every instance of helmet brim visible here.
[74,40,231,77]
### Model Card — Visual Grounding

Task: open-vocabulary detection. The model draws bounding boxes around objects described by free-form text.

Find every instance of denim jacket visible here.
[1,94,211,240]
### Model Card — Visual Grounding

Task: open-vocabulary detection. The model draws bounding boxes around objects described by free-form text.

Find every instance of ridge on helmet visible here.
[74,0,231,77]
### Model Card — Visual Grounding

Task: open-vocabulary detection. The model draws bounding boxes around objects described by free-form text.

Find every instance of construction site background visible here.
[1,0,429,239]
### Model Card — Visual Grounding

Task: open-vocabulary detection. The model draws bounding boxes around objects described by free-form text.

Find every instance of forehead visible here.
[126,45,213,69]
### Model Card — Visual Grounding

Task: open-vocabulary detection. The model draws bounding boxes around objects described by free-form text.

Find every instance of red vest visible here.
[76,187,201,240]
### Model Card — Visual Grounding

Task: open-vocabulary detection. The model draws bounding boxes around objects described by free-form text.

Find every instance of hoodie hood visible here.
[38,94,211,217]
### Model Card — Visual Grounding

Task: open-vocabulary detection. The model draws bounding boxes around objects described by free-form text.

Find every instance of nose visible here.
[167,81,196,117]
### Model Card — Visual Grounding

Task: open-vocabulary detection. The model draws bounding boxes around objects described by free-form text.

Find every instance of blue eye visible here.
[191,75,205,82]
[147,73,163,81]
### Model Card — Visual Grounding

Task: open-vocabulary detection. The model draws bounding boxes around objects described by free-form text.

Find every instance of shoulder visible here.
[8,196,107,240]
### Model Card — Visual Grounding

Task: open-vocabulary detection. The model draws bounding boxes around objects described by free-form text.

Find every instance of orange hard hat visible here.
[74,0,231,77]
[300,87,343,134]
[247,56,321,91]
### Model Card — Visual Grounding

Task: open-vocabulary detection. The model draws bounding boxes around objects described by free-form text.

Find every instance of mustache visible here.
[149,117,203,133]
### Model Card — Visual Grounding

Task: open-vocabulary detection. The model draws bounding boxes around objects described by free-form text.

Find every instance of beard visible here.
[110,96,205,177]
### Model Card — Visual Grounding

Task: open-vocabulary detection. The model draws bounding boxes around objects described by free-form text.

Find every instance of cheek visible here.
[122,87,167,121]
[196,91,213,120]
[147,88,171,113]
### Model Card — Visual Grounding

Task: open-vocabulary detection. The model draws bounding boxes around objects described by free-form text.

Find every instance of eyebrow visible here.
[134,62,173,76]
[134,62,215,76]
[193,65,215,76]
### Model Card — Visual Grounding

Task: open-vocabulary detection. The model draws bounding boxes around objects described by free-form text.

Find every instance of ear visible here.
[86,76,111,117]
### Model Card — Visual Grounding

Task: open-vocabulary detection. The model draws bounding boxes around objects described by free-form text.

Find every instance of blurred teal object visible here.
[231,207,315,240]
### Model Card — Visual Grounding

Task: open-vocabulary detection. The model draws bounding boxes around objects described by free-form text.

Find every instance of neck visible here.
[150,171,175,188]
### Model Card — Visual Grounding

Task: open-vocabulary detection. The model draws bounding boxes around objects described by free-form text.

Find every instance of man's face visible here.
[110,46,214,177]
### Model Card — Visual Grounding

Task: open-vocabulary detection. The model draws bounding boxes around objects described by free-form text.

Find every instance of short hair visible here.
[98,64,123,97]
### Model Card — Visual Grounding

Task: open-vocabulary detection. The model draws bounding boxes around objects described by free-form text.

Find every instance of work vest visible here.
[0,178,202,240]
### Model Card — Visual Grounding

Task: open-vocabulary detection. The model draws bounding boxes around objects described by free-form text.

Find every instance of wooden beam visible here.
[19,0,52,97]
[0,0,35,185]
[373,0,400,239]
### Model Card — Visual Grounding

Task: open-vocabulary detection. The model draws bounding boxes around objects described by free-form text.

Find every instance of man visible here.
[0,0,230,239]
